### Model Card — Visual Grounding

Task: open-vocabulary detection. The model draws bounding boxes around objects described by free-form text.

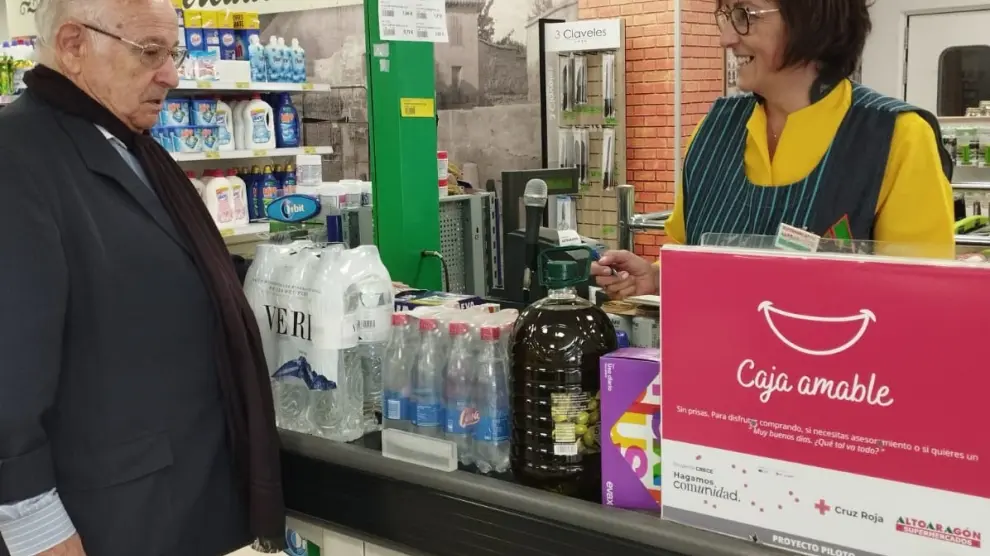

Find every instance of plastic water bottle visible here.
[472,325,511,474]
[443,320,476,464]
[358,279,392,433]
[383,313,415,432]
[411,317,446,438]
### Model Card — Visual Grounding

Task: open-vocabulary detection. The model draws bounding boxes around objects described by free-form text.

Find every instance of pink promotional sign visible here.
[660,246,990,556]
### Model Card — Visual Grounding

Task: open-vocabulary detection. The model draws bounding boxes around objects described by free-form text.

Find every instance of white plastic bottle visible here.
[276,37,290,83]
[226,168,250,226]
[264,35,281,82]
[215,98,235,152]
[290,38,306,83]
[186,170,206,197]
[244,94,276,150]
[234,97,252,150]
[202,169,234,228]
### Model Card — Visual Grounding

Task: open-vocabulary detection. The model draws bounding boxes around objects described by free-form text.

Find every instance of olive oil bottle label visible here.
[550,390,601,456]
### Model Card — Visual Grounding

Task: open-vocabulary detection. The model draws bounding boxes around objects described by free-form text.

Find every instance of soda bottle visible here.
[472,325,511,474]
[444,320,476,465]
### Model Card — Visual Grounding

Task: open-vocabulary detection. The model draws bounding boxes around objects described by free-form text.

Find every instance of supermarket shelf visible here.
[280,431,789,556]
[952,182,990,190]
[220,222,271,245]
[175,80,332,92]
[955,234,990,246]
[940,115,990,125]
[171,146,332,162]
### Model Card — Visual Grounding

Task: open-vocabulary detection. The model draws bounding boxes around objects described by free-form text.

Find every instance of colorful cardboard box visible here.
[600,347,661,510]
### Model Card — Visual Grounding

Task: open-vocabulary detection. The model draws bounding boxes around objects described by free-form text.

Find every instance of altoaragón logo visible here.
[181,0,270,8]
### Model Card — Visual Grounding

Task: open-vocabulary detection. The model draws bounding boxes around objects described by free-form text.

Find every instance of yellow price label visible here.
[399,97,435,118]
[204,151,221,159]
[219,228,235,237]
[196,80,214,89]
[234,81,250,89]
[252,149,268,157]
[303,146,317,155]
[301,83,314,90]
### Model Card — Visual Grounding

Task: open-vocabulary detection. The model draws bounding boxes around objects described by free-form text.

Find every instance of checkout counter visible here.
[277,182,789,556]
[280,430,790,556]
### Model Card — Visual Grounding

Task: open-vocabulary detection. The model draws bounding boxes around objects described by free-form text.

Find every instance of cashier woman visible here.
[592,0,955,300]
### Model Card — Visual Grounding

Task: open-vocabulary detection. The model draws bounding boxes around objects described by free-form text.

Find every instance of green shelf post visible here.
[364,2,442,290]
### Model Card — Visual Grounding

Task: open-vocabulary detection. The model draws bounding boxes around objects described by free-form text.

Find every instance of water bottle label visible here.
[473,410,509,442]
[413,402,442,428]
[445,401,479,434]
[358,304,391,344]
[550,391,600,456]
[384,390,408,421]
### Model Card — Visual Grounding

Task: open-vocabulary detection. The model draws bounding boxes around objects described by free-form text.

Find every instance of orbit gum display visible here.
[600,348,662,510]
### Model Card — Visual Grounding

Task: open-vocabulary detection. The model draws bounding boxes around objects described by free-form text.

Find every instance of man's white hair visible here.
[34,0,109,62]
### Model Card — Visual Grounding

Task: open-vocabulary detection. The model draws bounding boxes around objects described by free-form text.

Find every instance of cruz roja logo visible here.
[671,472,739,502]
[814,499,883,523]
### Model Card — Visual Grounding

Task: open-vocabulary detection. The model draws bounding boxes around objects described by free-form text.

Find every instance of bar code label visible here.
[416,11,427,19]
[383,26,395,36]
[417,30,429,38]
[554,443,579,456]
[358,319,376,330]
[382,8,394,16]
[399,97,435,118]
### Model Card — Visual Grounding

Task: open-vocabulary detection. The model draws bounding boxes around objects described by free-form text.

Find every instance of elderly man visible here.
[0,0,284,555]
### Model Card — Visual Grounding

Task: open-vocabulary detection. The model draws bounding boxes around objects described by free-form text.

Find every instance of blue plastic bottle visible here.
[274,93,300,148]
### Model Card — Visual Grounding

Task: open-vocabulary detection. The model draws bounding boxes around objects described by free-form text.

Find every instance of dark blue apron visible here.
[680,83,951,246]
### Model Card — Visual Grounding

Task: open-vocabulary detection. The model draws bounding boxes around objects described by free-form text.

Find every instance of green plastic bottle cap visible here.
[546,260,578,284]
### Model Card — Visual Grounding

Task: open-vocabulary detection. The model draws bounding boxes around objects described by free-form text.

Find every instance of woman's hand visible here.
[590,250,658,300]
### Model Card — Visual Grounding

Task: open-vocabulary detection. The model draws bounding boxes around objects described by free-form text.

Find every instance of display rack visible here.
[175,80,332,93]
[171,146,332,162]
[541,19,626,249]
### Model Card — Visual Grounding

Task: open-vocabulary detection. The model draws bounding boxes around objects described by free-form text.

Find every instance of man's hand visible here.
[590,250,658,300]
[39,534,85,556]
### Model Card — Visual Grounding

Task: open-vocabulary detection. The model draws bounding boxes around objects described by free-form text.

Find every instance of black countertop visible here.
[280,431,790,556]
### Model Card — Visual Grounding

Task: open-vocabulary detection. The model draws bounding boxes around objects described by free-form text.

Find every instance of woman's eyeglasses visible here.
[81,23,188,69]
[714,5,779,36]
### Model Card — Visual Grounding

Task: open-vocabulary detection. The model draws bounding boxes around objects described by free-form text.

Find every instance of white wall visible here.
[862,0,990,98]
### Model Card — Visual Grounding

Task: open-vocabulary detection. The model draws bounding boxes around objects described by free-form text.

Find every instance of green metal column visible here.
[364,2,442,290]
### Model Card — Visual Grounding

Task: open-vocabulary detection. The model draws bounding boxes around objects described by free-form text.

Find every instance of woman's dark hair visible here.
[777,0,873,82]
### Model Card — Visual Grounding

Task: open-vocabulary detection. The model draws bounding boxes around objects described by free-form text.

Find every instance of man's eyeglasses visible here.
[714,5,779,36]
[81,23,188,69]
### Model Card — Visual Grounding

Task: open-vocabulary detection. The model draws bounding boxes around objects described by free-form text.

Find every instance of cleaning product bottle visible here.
[215,98,235,152]
[249,164,265,219]
[248,34,266,82]
[186,170,206,197]
[264,35,281,82]
[226,168,249,226]
[261,164,279,216]
[274,92,300,149]
[245,94,276,150]
[282,163,297,195]
[277,37,290,83]
[203,169,234,228]
[290,38,306,83]
[234,96,252,149]
[273,164,285,196]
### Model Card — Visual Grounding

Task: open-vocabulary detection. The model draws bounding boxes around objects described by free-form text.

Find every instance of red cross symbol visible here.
[814,499,831,515]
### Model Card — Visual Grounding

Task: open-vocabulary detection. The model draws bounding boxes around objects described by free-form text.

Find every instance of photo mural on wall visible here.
[260,0,571,189]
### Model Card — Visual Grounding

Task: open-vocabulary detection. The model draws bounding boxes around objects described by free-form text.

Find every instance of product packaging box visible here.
[394,290,484,311]
[600,347,661,510]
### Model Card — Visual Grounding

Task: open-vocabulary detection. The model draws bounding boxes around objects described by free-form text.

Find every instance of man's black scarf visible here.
[24,65,285,550]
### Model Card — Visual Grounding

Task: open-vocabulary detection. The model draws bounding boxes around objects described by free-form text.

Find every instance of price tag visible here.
[252,149,268,157]
[557,229,582,246]
[303,146,317,155]
[219,227,235,237]
[301,83,314,90]
[774,223,821,253]
[195,80,213,89]
[234,81,250,89]
[399,97,435,118]
[204,151,221,159]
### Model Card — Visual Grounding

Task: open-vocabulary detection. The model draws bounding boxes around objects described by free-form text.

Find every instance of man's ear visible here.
[54,22,87,74]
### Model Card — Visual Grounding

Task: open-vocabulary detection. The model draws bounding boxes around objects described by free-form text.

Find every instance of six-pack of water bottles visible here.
[383,305,518,475]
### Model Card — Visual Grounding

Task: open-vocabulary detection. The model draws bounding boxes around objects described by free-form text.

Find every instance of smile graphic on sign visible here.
[757,301,876,357]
